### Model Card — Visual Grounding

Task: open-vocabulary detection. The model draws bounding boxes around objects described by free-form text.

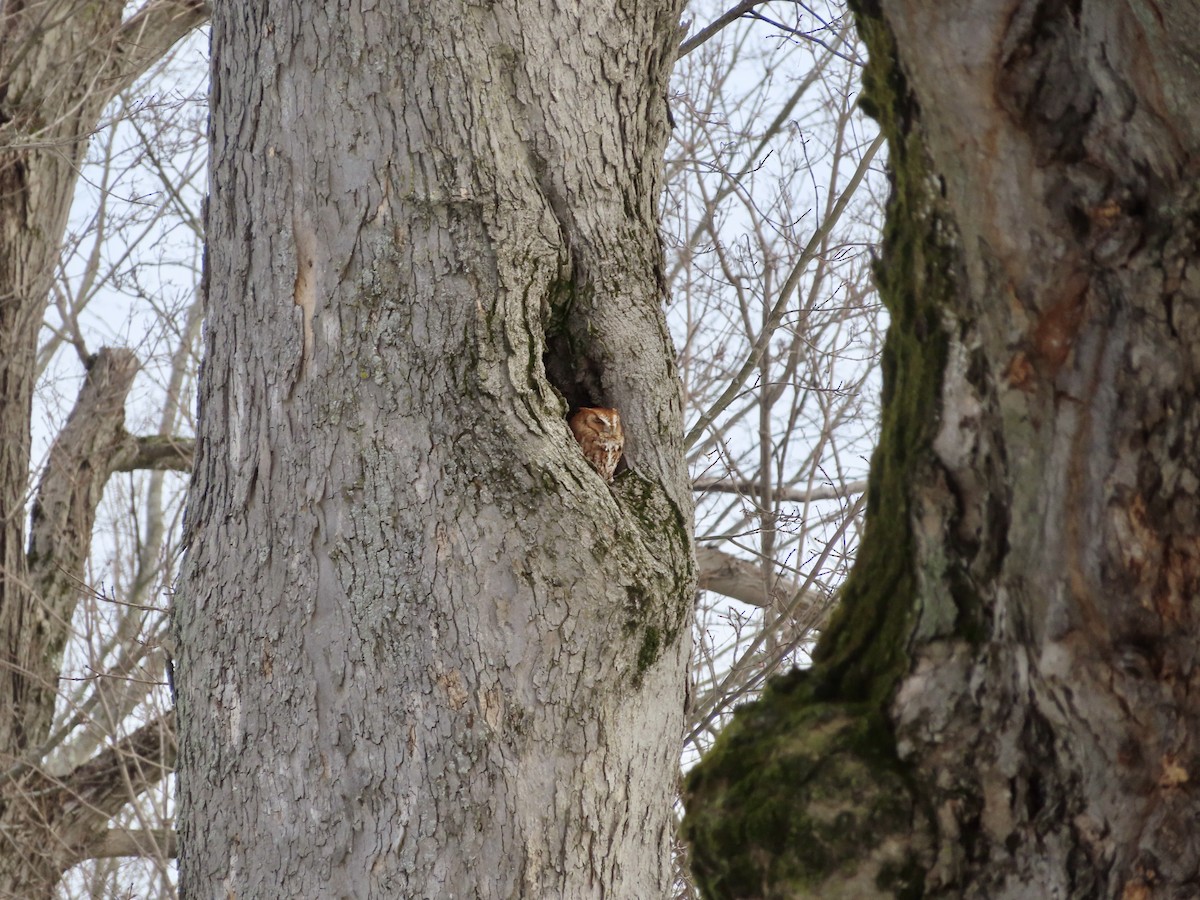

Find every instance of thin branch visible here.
[697,545,825,611]
[57,711,177,866]
[104,0,210,99]
[687,494,865,744]
[694,476,866,504]
[678,0,761,58]
[13,349,140,758]
[684,129,885,450]
[747,9,862,67]
[60,712,176,815]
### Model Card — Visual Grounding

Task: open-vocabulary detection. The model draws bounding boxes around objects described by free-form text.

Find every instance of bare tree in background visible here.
[669,2,883,757]
[0,2,204,895]
[2,1,883,896]
[46,57,207,900]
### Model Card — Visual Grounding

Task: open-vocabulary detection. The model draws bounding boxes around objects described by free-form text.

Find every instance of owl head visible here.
[568,407,624,482]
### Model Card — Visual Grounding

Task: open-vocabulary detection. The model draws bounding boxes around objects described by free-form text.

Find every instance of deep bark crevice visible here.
[543,321,611,414]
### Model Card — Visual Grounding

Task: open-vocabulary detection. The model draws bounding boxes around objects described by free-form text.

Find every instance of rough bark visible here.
[0,1,206,894]
[684,2,1200,898]
[175,1,693,897]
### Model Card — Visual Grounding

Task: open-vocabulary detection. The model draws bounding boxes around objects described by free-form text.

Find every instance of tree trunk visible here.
[684,2,1200,897]
[174,2,694,897]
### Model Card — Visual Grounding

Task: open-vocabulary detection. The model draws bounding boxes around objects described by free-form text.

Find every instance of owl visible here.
[569,407,624,483]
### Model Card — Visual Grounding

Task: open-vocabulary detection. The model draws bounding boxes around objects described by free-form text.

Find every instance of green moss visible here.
[634,625,662,685]
[876,855,927,900]
[809,0,954,707]
[544,275,578,337]
[683,673,924,899]
[610,470,695,687]
[614,471,694,616]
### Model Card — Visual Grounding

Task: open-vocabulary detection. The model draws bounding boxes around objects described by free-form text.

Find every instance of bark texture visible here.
[685,2,1200,897]
[0,1,205,894]
[175,2,693,897]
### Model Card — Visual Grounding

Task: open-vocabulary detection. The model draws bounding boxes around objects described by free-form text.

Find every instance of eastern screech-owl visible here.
[569,407,624,483]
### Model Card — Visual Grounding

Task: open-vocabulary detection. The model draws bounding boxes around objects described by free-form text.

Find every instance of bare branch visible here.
[684,129,885,450]
[10,349,139,759]
[28,349,140,600]
[678,0,760,58]
[106,0,210,99]
[60,711,176,833]
[746,8,861,67]
[0,711,175,881]
[111,435,195,473]
[694,476,867,504]
[697,545,822,611]
[80,827,176,861]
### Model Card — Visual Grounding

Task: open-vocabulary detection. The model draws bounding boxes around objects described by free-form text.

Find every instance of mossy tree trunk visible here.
[174,1,694,897]
[684,2,1200,897]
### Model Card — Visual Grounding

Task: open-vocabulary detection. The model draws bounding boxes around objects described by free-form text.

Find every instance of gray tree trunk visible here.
[684,2,1200,898]
[174,2,694,897]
